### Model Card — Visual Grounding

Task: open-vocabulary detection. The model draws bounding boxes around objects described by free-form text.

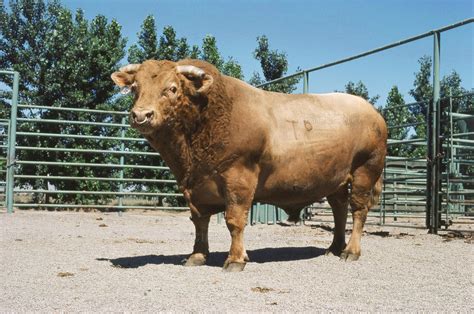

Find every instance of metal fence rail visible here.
[0,67,186,212]
[2,101,186,211]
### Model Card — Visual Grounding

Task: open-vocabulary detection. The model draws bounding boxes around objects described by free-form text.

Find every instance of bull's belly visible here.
[254,151,352,209]
[191,148,352,212]
[254,172,343,210]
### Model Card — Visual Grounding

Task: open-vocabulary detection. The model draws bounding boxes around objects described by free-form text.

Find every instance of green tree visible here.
[200,35,244,79]
[249,35,301,93]
[221,57,244,80]
[201,35,224,70]
[127,16,244,83]
[411,56,472,114]
[0,0,126,205]
[408,56,432,157]
[128,15,158,63]
[409,56,432,116]
[128,15,193,63]
[408,56,473,158]
[158,26,187,61]
[383,86,410,156]
[440,70,473,113]
[343,81,380,105]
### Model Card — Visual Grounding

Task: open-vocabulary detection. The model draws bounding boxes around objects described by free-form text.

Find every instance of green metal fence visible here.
[6,104,187,212]
[1,67,187,212]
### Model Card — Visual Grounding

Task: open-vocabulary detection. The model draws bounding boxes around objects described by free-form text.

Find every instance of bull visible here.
[111,59,387,272]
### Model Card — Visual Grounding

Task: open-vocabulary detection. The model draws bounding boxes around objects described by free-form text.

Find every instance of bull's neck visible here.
[145,129,192,187]
[145,79,232,189]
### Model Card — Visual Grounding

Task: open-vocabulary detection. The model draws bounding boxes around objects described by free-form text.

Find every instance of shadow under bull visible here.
[97,246,326,269]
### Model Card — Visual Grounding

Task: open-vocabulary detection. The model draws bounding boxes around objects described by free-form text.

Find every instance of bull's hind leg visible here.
[222,165,258,272]
[184,213,210,266]
[342,166,382,261]
[326,188,349,256]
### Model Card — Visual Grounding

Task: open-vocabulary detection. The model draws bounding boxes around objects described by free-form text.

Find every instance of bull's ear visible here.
[111,64,141,87]
[176,65,214,94]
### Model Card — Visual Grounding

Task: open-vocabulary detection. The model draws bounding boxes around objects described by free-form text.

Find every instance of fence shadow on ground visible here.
[97,246,326,269]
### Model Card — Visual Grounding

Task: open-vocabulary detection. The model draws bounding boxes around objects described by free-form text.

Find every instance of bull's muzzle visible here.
[130,109,154,127]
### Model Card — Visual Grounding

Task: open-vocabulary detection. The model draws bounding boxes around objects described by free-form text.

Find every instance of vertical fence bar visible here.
[426,103,433,229]
[303,71,309,94]
[380,160,386,225]
[6,71,19,214]
[429,31,441,234]
[118,116,126,209]
[446,89,453,223]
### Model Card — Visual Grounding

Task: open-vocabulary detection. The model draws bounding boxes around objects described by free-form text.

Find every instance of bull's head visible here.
[111,60,214,135]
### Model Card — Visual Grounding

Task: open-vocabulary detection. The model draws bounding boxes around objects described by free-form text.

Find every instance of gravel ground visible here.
[1,210,473,312]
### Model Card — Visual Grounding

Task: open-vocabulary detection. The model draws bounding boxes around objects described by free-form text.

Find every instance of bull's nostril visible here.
[145,111,154,119]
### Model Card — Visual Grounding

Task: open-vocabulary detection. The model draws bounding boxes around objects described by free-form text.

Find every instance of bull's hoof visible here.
[183,253,207,266]
[223,260,246,272]
[325,243,346,257]
[325,250,339,257]
[340,251,360,261]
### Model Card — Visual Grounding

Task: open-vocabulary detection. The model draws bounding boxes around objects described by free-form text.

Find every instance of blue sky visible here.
[63,0,472,105]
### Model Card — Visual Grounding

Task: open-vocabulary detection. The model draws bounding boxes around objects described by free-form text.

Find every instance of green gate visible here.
[442,93,474,225]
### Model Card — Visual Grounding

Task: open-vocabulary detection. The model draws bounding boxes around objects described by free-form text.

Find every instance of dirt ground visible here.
[1,210,473,312]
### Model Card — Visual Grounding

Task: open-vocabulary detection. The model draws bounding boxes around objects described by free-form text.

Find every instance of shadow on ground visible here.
[97,246,326,269]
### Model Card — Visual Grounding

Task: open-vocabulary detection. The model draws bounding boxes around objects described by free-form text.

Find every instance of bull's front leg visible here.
[184,213,210,266]
[222,166,258,272]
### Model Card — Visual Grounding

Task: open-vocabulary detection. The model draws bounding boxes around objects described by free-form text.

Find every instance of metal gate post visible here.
[303,71,309,94]
[6,71,19,214]
[426,102,433,229]
[429,31,441,234]
[118,116,126,209]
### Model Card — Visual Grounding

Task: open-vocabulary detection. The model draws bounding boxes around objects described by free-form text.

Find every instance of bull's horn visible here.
[176,65,206,77]
[119,64,141,73]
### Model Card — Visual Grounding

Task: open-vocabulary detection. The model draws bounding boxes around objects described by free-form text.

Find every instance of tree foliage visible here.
[200,35,244,79]
[128,16,192,63]
[0,0,126,204]
[342,81,380,105]
[382,86,410,156]
[249,35,301,93]
[201,35,224,70]
[126,16,243,81]
[408,55,473,158]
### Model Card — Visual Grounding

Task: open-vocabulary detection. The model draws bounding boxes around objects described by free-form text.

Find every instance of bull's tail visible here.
[368,175,383,209]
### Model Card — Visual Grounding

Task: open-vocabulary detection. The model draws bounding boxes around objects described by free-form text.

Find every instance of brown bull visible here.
[111,59,387,272]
